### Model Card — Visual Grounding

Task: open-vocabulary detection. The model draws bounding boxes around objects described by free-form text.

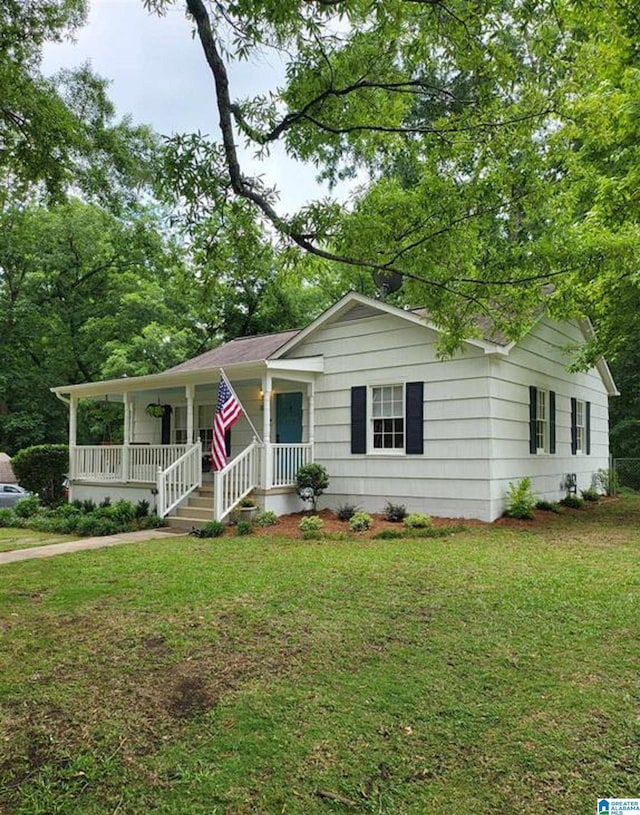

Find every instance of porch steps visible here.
[165,486,215,532]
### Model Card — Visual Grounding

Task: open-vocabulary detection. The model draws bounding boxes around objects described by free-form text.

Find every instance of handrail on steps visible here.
[157,441,202,518]
[214,441,262,521]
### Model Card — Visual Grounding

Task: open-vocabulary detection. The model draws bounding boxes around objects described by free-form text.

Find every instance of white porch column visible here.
[122,393,130,482]
[69,395,78,479]
[186,384,195,444]
[262,371,272,489]
[307,380,315,460]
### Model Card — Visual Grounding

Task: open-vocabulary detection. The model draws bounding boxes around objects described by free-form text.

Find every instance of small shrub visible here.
[336,502,359,522]
[239,496,257,508]
[0,508,16,527]
[74,514,119,537]
[135,499,150,519]
[560,494,586,509]
[193,520,225,538]
[99,497,112,508]
[81,499,97,514]
[504,477,537,520]
[383,501,407,522]
[236,520,253,536]
[535,499,562,513]
[296,464,329,511]
[580,486,600,502]
[11,444,69,506]
[255,510,277,527]
[13,495,41,519]
[349,511,373,532]
[140,515,165,530]
[107,500,136,524]
[299,514,323,532]
[373,529,404,540]
[403,512,433,529]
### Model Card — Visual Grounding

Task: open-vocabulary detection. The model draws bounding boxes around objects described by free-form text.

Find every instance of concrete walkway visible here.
[0,528,184,565]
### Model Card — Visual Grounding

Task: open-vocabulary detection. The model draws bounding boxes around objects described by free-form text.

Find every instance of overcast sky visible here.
[42,0,337,212]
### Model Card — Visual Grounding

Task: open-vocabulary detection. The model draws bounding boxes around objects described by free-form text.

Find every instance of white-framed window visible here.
[173,405,187,444]
[198,404,215,448]
[536,388,548,453]
[575,399,585,454]
[371,384,404,451]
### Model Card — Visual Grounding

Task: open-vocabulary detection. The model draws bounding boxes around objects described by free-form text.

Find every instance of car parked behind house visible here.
[0,484,31,508]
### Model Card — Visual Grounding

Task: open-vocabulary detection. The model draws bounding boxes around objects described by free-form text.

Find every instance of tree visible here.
[148,0,640,364]
[150,0,577,352]
[0,199,202,452]
[1,0,158,208]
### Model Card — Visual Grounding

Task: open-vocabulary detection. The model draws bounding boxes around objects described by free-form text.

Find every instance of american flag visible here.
[212,375,242,471]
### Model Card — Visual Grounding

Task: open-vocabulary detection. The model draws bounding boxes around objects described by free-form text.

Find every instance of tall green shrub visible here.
[296,463,329,511]
[11,444,69,506]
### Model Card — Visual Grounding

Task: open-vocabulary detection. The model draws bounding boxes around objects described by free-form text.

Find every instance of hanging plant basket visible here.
[145,403,166,419]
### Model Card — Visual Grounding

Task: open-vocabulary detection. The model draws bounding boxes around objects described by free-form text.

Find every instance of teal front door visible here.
[275,392,303,443]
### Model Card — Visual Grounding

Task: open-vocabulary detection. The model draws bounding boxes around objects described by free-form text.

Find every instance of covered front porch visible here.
[53,356,323,523]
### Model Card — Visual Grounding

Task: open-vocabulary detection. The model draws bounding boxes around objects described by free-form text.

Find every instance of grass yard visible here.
[0,528,78,553]
[0,498,639,814]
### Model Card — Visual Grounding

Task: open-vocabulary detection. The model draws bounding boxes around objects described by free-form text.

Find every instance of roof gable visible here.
[271,292,504,359]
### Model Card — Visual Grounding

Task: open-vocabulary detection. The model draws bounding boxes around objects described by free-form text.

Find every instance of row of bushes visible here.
[300,510,434,535]
[0,496,164,537]
[504,476,604,520]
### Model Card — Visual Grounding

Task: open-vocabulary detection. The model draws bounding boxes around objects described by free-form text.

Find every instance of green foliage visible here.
[254,510,277,527]
[610,419,640,460]
[135,500,150,519]
[0,508,17,527]
[580,487,600,503]
[383,501,407,522]
[336,503,359,522]
[13,495,41,519]
[613,459,640,491]
[236,520,253,536]
[372,529,404,540]
[349,512,373,532]
[560,494,586,510]
[504,478,537,520]
[192,521,226,538]
[11,445,68,506]
[535,500,562,514]
[295,464,329,512]
[299,515,323,532]
[403,512,433,529]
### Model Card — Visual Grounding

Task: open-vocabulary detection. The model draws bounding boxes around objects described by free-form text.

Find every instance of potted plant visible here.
[145,403,166,419]
[236,495,258,522]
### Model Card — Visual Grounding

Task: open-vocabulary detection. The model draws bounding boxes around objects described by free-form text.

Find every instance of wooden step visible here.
[186,496,214,509]
[175,506,213,521]
[165,516,211,532]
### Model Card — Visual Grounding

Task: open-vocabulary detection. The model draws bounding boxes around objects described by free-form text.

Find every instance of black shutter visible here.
[549,390,556,454]
[529,386,537,454]
[586,401,591,455]
[405,382,424,455]
[351,386,367,454]
[570,397,577,455]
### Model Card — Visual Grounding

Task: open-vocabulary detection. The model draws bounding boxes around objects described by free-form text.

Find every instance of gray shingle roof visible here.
[163,329,300,374]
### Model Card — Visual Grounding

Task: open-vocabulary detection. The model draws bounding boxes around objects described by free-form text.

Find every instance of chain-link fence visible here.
[612,458,640,493]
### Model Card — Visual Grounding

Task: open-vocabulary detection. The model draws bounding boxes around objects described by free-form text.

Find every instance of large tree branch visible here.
[184,0,554,314]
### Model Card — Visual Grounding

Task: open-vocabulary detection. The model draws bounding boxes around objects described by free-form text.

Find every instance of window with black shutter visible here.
[350,382,424,454]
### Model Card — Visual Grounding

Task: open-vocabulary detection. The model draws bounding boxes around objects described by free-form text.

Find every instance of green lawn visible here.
[0,528,78,553]
[1,498,639,814]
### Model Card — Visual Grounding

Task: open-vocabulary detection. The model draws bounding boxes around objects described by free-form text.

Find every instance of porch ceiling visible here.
[51,357,324,401]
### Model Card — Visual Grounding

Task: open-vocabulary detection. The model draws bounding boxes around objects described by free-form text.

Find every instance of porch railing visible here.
[214,441,262,521]
[270,443,313,488]
[73,444,188,483]
[74,445,123,481]
[157,442,202,518]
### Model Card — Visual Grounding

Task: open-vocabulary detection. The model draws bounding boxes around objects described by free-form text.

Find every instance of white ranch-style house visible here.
[51,292,617,525]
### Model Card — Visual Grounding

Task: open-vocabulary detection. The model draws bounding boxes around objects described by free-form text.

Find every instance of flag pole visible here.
[219,368,262,442]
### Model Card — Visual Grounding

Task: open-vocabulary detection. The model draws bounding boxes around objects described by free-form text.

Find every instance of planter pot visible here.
[236,506,258,523]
